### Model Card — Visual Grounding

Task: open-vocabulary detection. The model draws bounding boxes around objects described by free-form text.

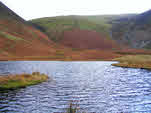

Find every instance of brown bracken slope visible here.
[0,1,65,59]
[0,1,123,61]
[1,1,150,61]
[60,29,119,50]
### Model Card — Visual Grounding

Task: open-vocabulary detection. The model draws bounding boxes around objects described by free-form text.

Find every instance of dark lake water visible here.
[0,61,151,113]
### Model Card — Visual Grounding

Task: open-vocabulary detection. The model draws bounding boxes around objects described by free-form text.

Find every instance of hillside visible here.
[31,15,124,50]
[0,2,123,61]
[60,29,120,49]
[1,1,150,61]
[31,16,111,41]
[31,15,137,40]
[0,1,72,60]
[112,10,151,49]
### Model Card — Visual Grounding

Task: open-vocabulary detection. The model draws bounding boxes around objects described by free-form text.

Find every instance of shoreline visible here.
[111,55,151,70]
[0,56,150,91]
[1,55,150,70]
[0,58,115,61]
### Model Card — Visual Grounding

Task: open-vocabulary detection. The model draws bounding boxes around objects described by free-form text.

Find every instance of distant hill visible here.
[112,10,151,49]
[0,2,123,60]
[30,15,125,50]
[1,1,150,60]
[31,16,112,40]
[31,15,136,41]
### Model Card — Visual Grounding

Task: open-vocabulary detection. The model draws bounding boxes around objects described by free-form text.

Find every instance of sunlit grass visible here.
[112,55,151,70]
[0,72,49,90]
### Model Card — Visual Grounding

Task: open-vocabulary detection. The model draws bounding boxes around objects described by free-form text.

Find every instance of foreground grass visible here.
[112,55,151,70]
[0,72,49,90]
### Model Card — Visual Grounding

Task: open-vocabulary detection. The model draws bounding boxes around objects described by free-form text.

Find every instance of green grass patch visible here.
[30,15,114,42]
[0,72,49,90]
[0,31,23,41]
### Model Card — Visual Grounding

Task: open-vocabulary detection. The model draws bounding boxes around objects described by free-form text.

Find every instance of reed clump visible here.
[66,102,86,113]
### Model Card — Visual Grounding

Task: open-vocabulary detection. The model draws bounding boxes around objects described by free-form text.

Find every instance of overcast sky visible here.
[1,0,151,20]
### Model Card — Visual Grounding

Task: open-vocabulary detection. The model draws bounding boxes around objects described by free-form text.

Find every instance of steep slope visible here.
[112,10,151,49]
[0,1,25,22]
[0,1,59,58]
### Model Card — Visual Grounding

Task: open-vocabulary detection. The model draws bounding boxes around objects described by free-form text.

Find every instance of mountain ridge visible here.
[0,1,151,60]
[0,1,25,22]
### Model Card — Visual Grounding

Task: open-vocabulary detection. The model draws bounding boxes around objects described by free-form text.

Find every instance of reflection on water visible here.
[0,61,151,113]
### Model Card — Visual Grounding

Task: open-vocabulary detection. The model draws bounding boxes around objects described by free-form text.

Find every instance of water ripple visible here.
[0,61,151,113]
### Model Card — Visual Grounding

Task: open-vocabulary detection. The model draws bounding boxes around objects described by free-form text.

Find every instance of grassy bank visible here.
[112,55,151,70]
[0,72,49,90]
